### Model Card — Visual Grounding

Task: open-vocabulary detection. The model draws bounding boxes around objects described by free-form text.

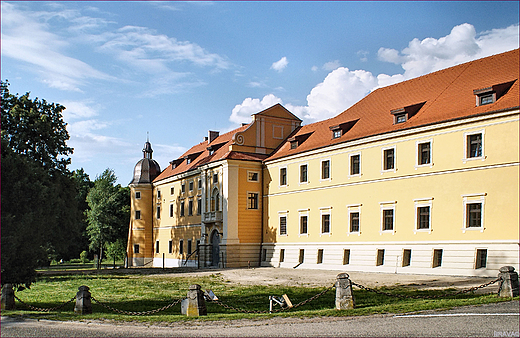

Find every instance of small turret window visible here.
[135,191,141,199]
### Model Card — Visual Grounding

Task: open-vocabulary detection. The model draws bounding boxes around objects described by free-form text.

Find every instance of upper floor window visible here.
[169,203,174,218]
[418,142,431,166]
[170,187,174,195]
[467,133,482,158]
[248,192,259,209]
[280,167,287,186]
[198,178,202,190]
[350,212,360,233]
[383,209,394,231]
[462,193,486,232]
[180,201,185,217]
[156,206,161,219]
[189,181,194,191]
[300,215,308,235]
[248,171,259,182]
[188,199,194,216]
[213,173,218,184]
[157,190,161,199]
[135,191,141,199]
[382,147,396,171]
[135,210,141,220]
[321,160,330,180]
[181,183,186,193]
[197,198,202,215]
[321,214,331,234]
[300,164,308,183]
[350,154,361,176]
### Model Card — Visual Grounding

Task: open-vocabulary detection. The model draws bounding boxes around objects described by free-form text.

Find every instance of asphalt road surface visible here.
[1,301,518,337]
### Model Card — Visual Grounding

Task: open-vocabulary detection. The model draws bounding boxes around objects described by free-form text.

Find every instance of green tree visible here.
[1,80,80,288]
[72,168,94,257]
[86,169,129,267]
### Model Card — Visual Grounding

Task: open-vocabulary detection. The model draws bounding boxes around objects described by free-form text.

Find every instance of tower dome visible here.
[130,140,161,184]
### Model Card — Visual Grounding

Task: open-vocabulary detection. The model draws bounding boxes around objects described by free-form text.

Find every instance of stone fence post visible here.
[335,273,355,310]
[74,286,92,314]
[498,266,519,298]
[1,284,15,310]
[181,284,207,316]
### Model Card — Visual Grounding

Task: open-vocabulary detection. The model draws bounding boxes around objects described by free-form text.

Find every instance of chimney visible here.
[208,131,219,143]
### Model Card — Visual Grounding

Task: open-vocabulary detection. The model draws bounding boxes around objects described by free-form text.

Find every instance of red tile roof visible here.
[267,49,519,161]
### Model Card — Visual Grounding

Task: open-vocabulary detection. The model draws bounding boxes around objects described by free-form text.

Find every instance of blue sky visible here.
[2,1,519,185]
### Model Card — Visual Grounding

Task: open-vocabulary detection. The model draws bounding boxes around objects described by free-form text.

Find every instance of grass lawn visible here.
[4,271,515,324]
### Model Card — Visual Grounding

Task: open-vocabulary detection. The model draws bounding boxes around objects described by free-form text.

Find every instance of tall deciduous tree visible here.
[1,80,81,288]
[86,169,129,266]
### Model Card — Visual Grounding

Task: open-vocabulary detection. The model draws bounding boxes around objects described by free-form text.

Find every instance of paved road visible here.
[1,301,518,337]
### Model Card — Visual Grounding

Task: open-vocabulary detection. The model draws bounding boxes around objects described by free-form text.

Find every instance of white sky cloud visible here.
[271,57,288,72]
[231,23,519,124]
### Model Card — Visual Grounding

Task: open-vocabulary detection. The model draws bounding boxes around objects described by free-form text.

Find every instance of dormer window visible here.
[391,102,425,125]
[329,120,358,139]
[288,131,313,150]
[186,158,191,164]
[170,158,184,169]
[290,140,298,149]
[474,80,515,107]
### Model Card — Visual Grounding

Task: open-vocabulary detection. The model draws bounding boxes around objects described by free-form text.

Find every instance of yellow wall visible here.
[265,113,519,245]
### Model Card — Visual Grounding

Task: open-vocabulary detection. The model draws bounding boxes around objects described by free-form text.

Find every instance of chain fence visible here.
[91,296,183,316]
[351,277,501,299]
[10,275,504,315]
[13,295,76,312]
[211,284,335,314]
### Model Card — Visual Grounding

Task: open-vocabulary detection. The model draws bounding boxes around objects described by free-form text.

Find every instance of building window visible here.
[432,249,443,268]
[300,164,308,183]
[262,248,267,261]
[376,249,385,266]
[383,148,395,171]
[187,240,192,255]
[332,129,342,139]
[135,191,141,199]
[402,249,411,267]
[350,212,360,233]
[155,240,160,254]
[475,249,487,269]
[248,192,259,209]
[479,93,495,105]
[321,214,330,234]
[179,240,184,255]
[181,183,186,193]
[189,181,194,191]
[466,203,482,228]
[156,206,161,219]
[157,190,161,199]
[197,198,202,215]
[395,113,407,124]
[467,133,483,158]
[198,178,202,190]
[382,209,394,231]
[300,215,308,234]
[279,216,287,235]
[169,204,174,217]
[248,171,259,182]
[168,240,173,254]
[280,167,287,186]
[417,206,430,230]
[350,154,360,176]
[180,201,185,217]
[188,200,193,216]
[343,249,350,265]
[213,173,218,184]
[321,160,330,180]
[135,210,141,220]
[133,244,139,254]
[418,142,431,165]
[290,141,298,149]
[317,249,324,264]
[211,190,220,212]
[298,249,305,264]
[171,187,174,195]
[280,249,285,262]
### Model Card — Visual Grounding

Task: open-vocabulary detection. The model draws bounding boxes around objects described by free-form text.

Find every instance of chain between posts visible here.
[91,296,182,316]
[14,295,76,312]
[211,284,335,314]
[351,277,501,299]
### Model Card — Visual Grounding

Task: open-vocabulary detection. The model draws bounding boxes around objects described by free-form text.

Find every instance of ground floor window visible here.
[317,249,324,264]
[475,249,487,269]
[298,249,305,264]
[133,244,139,254]
[155,240,159,253]
[343,249,350,265]
[402,249,411,267]
[279,249,285,262]
[433,249,443,268]
[376,249,385,266]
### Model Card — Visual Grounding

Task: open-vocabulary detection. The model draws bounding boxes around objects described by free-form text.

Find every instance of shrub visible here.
[80,251,89,263]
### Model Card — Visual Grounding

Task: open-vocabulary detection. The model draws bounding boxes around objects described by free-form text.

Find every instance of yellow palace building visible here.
[128,49,519,276]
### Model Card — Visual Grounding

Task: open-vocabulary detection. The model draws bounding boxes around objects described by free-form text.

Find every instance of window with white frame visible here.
[320,208,331,234]
[248,192,259,209]
[414,198,433,233]
[248,171,259,182]
[279,167,287,186]
[382,146,396,172]
[463,131,485,162]
[380,202,396,233]
[349,153,361,176]
[300,164,308,183]
[279,212,288,236]
[462,193,485,232]
[299,212,309,235]
[321,160,331,180]
[416,140,432,167]
[347,204,361,235]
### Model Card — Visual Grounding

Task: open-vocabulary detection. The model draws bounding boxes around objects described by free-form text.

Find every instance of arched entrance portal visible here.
[211,230,220,267]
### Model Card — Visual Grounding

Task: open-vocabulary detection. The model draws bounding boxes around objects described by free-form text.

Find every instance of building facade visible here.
[128,49,519,276]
